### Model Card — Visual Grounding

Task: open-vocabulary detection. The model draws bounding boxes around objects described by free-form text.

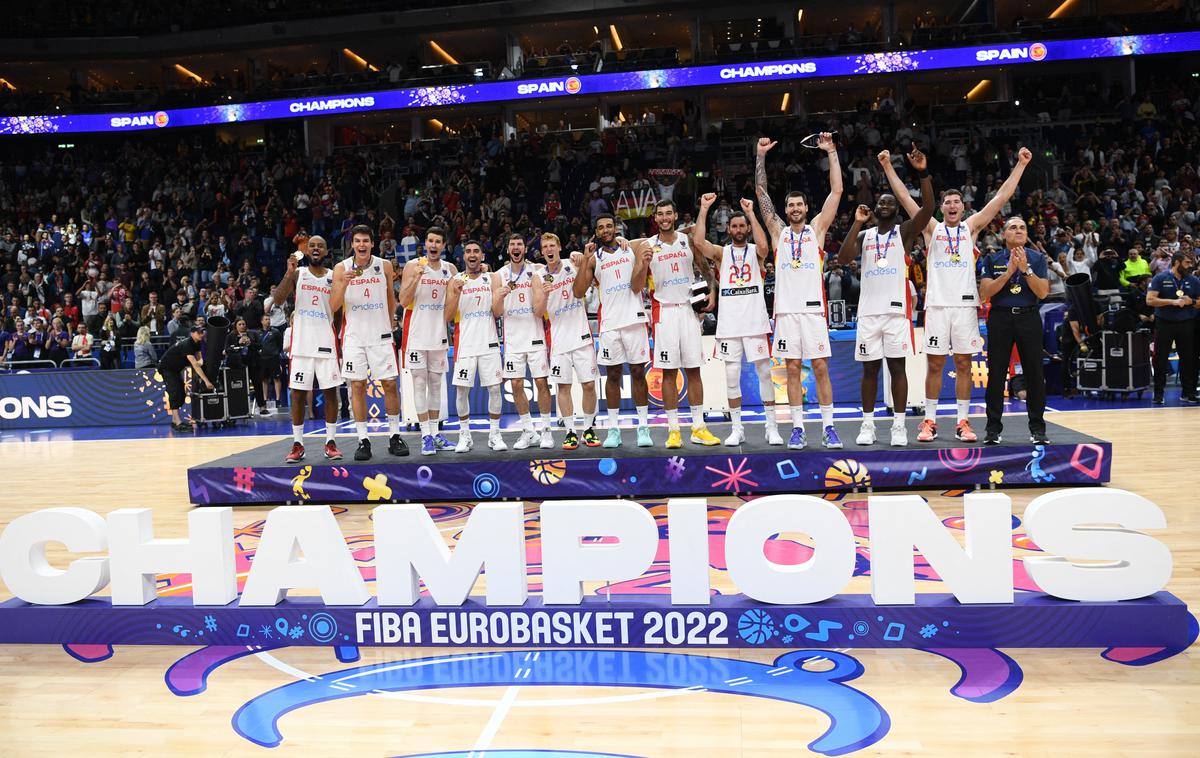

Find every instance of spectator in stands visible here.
[1120,245,1152,288]
[257,314,284,413]
[133,326,158,369]
[71,322,93,359]
[141,291,167,334]
[1094,248,1124,291]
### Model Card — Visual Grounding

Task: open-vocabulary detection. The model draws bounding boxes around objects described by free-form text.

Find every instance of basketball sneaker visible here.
[563,431,579,450]
[823,425,844,449]
[855,421,876,446]
[983,431,1002,445]
[488,432,507,451]
[455,433,473,453]
[323,440,342,460]
[388,434,409,457]
[420,435,436,455]
[285,442,305,463]
[434,433,452,450]
[539,429,554,448]
[603,428,622,448]
[765,426,784,446]
[583,427,601,447]
[917,419,938,442]
[689,426,720,446]
[724,427,745,446]
[513,430,538,450]
[354,438,372,461]
[890,422,908,447]
[955,420,978,442]
[665,429,682,449]
[787,427,807,450]
[636,426,653,447]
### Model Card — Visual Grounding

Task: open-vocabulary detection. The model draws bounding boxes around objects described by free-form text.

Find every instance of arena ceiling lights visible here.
[2,31,1196,136]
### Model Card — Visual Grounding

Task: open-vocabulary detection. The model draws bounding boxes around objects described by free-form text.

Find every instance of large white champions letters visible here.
[0,488,1174,607]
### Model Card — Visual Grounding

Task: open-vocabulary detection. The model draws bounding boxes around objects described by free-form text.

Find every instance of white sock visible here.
[584,412,596,429]
[292,425,304,444]
[387,414,400,436]
[421,419,432,436]
[790,405,804,429]
[489,418,500,433]
[520,413,533,432]
[957,400,970,422]
[862,409,875,423]
[459,423,472,438]
[355,421,368,440]
[820,404,834,428]
[665,408,679,430]
[607,407,619,427]
[925,398,938,421]
[325,422,337,442]
[539,412,552,431]
[692,404,706,427]
[765,405,777,429]
[893,412,906,428]
[563,415,577,432]
[636,405,649,426]
[731,407,742,428]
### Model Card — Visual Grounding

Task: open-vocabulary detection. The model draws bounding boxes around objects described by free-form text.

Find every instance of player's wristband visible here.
[916,168,930,179]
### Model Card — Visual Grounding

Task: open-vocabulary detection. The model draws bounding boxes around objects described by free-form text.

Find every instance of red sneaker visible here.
[285,442,305,463]
[955,420,978,442]
[324,440,343,460]
[916,418,938,442]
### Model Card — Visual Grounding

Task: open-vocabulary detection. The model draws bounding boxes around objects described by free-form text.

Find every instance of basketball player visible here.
[754,132,843,449]
[837,147,934,447]
[497,234,554,449]
[879,146,1033,442]
[270,234,342,462]
[330,225,407,461]
[532,232,601,449]
[693,194,781,446]
[626,199,720,449]
[398,227,457,456]
[574,213,652,448]
[444,241,506,452]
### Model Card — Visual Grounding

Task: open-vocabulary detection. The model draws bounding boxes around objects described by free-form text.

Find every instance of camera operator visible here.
[1147,252,1200,404]
[1093,248,1124,292]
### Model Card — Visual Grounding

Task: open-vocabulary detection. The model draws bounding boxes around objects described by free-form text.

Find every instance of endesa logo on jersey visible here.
[976,42,1047,62]
[720,62,817,80]
[109,110,170,128]
[288,96,376,114]
[0,395,71,420]
[517,76,583,96]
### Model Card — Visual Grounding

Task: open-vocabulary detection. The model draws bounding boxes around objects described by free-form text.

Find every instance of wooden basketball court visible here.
[0,407,1195,756]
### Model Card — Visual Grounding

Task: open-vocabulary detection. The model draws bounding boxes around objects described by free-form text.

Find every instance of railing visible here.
[0,359,59,373]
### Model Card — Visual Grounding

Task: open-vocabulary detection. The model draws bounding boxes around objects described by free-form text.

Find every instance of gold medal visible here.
[1010,284,1023,294]
[1176,289,1185,298]
[544,274,553,284]
[876,257,889,268]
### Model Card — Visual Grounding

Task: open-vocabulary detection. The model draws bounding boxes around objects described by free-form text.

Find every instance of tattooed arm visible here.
[754,137,785,240]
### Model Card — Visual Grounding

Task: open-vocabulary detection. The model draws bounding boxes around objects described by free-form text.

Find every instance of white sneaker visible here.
[455,434,473,453]
[890,423,908,447]
[539,429,554,448]
[489,432,508,451]
[513,430,538,450]
[765,426,784,446]
[856,421,876,446]
[724,427,745,446]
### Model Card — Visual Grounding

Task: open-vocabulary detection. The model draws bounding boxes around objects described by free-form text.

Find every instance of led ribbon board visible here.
[2,32,1196,135]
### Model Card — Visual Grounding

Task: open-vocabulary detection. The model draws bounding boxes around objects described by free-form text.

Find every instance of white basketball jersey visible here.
[340,255,392,346]
[715,243,771,338]
[858,228,911,318]
[774,225,826,315]
[647,233,693,305]
[290,266,337,359]
[402,258,452,352]
[595,243,647,331]
[454,274,500,358]
[925,221,979,307]
[544,260,593,356]
[499,261,546,353]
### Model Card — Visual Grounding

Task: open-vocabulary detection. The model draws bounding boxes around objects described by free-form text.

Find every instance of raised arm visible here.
[969,147,1032,235]
[573,243,596,299]
[271,252,300,307]
[741,198,770,264]
[811,132,844,239]
[900,148,936,251]
[692,193,724,262]
[754,137,785,239]
[878,150,923,221]
[838,205,871,264]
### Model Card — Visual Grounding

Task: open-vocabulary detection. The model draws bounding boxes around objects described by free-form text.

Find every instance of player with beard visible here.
[532,232,601,449]
[879,146,1033,442]
[399,227,457,455]
[754,132,843,449]
[627,199,720,448]
[693,194,779,446]
[271,234,343,463]
[497,234,554,449]
[445,241,506,452]
[330,225,406,461]
[838,147,934,447]
[574,214,653,448]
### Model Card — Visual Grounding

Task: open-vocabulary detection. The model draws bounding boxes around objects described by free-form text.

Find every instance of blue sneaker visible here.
[636,425,653,447]
[434,433,452,450]
[603,428,622,448]
[787,427,807,450]
[822,425,844,449]
[421,435,436,455]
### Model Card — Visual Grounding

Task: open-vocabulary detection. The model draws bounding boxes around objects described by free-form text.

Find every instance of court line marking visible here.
[470,684,521,757]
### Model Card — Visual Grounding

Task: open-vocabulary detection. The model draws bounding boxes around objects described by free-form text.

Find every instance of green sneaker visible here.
[582,427,600,447]
[636,425,653,447]
[602,428,622,448]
